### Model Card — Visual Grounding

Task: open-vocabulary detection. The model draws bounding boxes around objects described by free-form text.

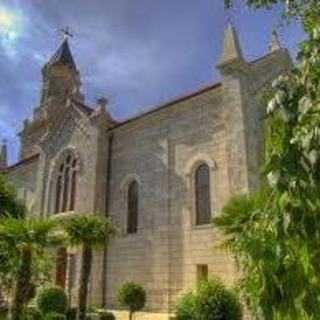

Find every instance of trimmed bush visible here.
[37,287,68,315]
[44,312,66,320]
[175,278,242,320]
[99,311,116,320]
[117,282,146,320]
[24,306,42,320]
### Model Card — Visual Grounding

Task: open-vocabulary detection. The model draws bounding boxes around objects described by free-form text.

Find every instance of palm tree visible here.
[0,175,26,312]
[0,218,60,320]
[60,215,116,320]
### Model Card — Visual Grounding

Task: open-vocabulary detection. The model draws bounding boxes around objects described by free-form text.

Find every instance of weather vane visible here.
[60,26,74,40]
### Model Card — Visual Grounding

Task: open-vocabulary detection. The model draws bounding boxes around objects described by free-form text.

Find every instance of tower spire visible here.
[0,140,8,170]
[47,37,77,70]
[269,30,281,52]
[217,23,244,69]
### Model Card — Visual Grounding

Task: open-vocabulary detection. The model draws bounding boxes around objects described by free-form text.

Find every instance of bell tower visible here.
[19,33,84,160]
[39,36,84,118]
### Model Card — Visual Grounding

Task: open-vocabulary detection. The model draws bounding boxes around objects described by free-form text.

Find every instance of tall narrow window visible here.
[70,160,78,211]
[195,164,211,225]
[62,167,70,212]
[55,175,62,214]
[127,181,138,234]
[54,153,78,214]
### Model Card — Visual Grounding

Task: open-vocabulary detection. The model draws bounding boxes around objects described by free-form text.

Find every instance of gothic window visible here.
[127,180,139,234]
[54,153,78,214]
[195,163,211,225]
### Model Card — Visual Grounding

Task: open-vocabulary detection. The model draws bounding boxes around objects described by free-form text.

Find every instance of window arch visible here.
[54,153,79,214]
[127,180,139,234]
[195,163,211,225]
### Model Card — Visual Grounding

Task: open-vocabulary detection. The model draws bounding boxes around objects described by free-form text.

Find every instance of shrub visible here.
[117,282,146,320]
[37,287,68,315]
[66,308,77,320]
[175,278,242,320]
[175,293,197,320]
[24,306,42,320]
[44,312,66,320]
[99,311,116,320]
[0,309,8,320]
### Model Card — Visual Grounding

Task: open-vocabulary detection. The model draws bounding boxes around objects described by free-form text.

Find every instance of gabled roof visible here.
[114,82,222,128]
[47,38,77,70]
[0,154,40,173]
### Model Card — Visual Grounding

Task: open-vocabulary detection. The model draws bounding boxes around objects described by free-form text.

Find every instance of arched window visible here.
[54,153,79,214]
[195,163,211,225]
[127,181,138,234]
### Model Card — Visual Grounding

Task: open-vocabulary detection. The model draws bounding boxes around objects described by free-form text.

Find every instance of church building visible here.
[0,25,292,319]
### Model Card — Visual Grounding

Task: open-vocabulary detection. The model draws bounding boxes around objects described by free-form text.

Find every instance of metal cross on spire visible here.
[60,26,74,40]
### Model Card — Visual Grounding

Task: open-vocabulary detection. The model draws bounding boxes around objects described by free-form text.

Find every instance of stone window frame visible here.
[47,147,82,216]
[120,174,142,236]
[184,154,217,228]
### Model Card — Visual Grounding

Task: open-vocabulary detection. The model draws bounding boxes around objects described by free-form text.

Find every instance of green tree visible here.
[117,282,146,320]
[60,215,116,320]
[214,1,320,319]
[0,218,59,320]
[0,174,25,219]
[37,286,68,316]
[0,175,26,308]
[175,278,242,320]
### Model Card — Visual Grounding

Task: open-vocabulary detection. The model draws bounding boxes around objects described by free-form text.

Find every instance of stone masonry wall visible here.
[106,85,238,313]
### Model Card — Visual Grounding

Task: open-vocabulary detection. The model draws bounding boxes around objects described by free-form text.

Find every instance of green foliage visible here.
[0,218,60,320]
[223,0,319,20]
[60,214,116,248]
[214,2,320,319]
[0,217,59,293]
[175,279,242,320]
[0,174,25,218]
[44,312,66,320]
[98,311,116,320]
[117,282,146,314]
[175,292,197,320]
[60,215,116,320]
[36,287,68,316]
[23,306,42,320]
[0,309,7,320]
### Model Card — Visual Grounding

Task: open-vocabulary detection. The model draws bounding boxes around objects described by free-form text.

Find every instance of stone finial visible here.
[269,30,281,52]
[0,139,8,169]
[217,23,244,69]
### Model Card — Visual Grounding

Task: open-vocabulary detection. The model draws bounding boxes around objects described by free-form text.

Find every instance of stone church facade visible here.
[0,25,292,319]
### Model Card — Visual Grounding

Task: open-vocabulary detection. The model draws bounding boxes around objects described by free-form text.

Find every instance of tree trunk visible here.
[77,244,92,320]
[129,311,133,320]
[11,247,32,320]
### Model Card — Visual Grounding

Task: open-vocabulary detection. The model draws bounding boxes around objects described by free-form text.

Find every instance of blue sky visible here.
[0,0,305,164]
